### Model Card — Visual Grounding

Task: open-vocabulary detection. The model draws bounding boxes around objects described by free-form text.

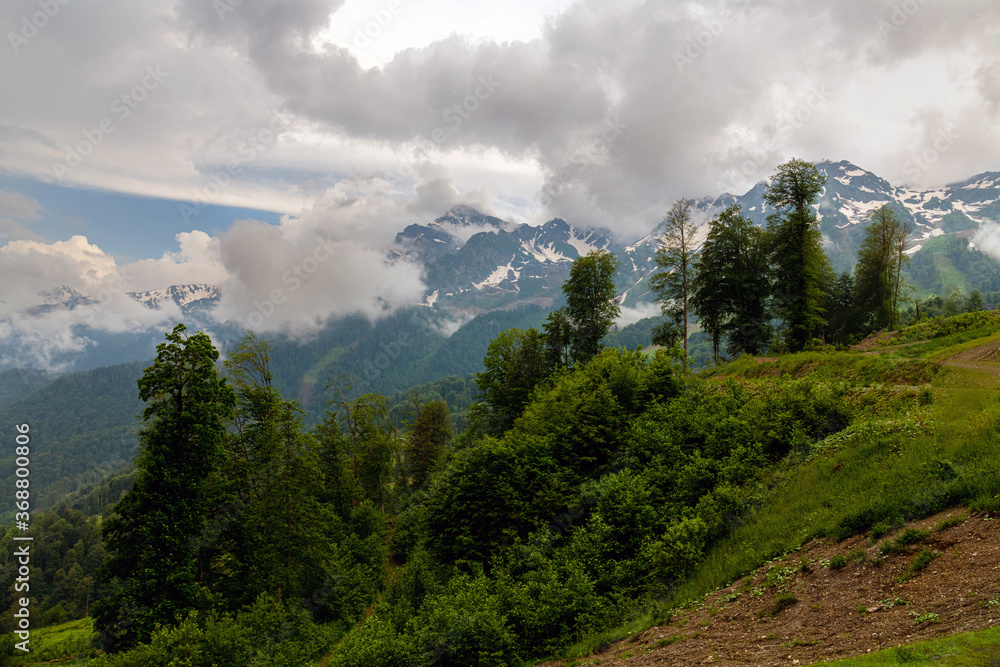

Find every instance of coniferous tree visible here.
[94,324,234,652]
[764,158,833,351]
[650,199,697,370]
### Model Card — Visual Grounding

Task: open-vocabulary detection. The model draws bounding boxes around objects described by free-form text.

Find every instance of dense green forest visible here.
[0,363,145,515]
[7,159,1000,665]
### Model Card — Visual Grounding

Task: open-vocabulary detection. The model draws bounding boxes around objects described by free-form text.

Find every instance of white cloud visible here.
[616,301,660,328]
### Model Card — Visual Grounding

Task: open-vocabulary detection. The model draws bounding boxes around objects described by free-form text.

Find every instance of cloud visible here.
[4,0,999,241]
[1,0,1000,368]
[123,230,229,291]
[616,301,660,328]
[209,184,430,335]
[0,234,186,369]
[0,173,450,364]
[973,222,1000,261]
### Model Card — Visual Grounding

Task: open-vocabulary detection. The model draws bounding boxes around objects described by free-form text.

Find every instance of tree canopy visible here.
[94,324,235,652]
[650,198,697,370]
[764,158,833,351]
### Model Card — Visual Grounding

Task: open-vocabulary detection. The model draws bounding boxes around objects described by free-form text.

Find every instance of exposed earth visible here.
[536,508,1000,666]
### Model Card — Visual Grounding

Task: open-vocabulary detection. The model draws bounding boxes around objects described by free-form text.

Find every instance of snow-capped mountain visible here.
[31,160,1000,326]
[26,284,221,317]
[389,204,520,264]
[128,284,221,311]
[417,213,615,310]
[27,285,98,314]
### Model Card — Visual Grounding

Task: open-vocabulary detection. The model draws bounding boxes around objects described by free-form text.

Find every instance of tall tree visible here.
[94,324,234,652]
[214,333,331,606]
[825,272,860,346]
[764,158,833,351]
[562,250,622,365]
[855,205,908,332]
[475,327,548,434]
[405,399,453,487]
[891,209,913,315]
[650,199,697,370]
[326,379,397,511]
[691,204,771,359]
[542,309,574,369]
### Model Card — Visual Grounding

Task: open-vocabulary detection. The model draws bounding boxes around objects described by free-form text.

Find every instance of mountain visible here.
[26,285,98,315]
[388,204,520,264]
[421,217,615,312]
[6,160,1000,376]
[128,284,221,313]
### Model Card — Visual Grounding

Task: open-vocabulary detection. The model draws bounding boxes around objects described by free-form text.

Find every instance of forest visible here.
[3,159,1000,666]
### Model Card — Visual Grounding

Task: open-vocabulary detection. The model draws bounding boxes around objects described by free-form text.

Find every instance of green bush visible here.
[90,594,333,667]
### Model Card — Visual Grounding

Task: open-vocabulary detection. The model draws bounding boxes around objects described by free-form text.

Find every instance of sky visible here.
[1,0,999,364]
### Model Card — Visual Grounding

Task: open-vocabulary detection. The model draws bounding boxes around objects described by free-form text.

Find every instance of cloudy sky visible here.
[1,0,999,359]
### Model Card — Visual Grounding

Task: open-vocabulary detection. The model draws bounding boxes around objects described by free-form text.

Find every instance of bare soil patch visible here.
[537,509,1000,667]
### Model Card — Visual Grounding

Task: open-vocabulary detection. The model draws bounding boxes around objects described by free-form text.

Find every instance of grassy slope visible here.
[822,625,1000,666]
[8,617,95,665]
[546,312,1000,666]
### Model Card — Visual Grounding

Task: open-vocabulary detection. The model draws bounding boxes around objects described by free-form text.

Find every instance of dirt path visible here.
[536,509,1000,667]
[936,338,1000,377]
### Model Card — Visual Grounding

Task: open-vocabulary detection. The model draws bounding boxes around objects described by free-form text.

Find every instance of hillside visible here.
[533,314,1000,667]
[539,509,999,666]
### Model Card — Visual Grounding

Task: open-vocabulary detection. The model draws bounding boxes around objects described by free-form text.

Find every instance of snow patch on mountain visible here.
[521,239,568,263]
[566,230,606,257]
[475,255,521,289]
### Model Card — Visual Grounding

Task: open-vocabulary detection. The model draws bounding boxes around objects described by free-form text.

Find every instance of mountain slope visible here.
[538,509,998,667]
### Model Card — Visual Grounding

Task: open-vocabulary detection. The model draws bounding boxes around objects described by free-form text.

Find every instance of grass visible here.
[700,351,942,386]
[557,605,675,662]
[931,254,969,297]
[897,549,937,583]
[549,312,1000,665]
[668,362,1000,608]
[810,624,1000,665]
[8,617,97,665]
